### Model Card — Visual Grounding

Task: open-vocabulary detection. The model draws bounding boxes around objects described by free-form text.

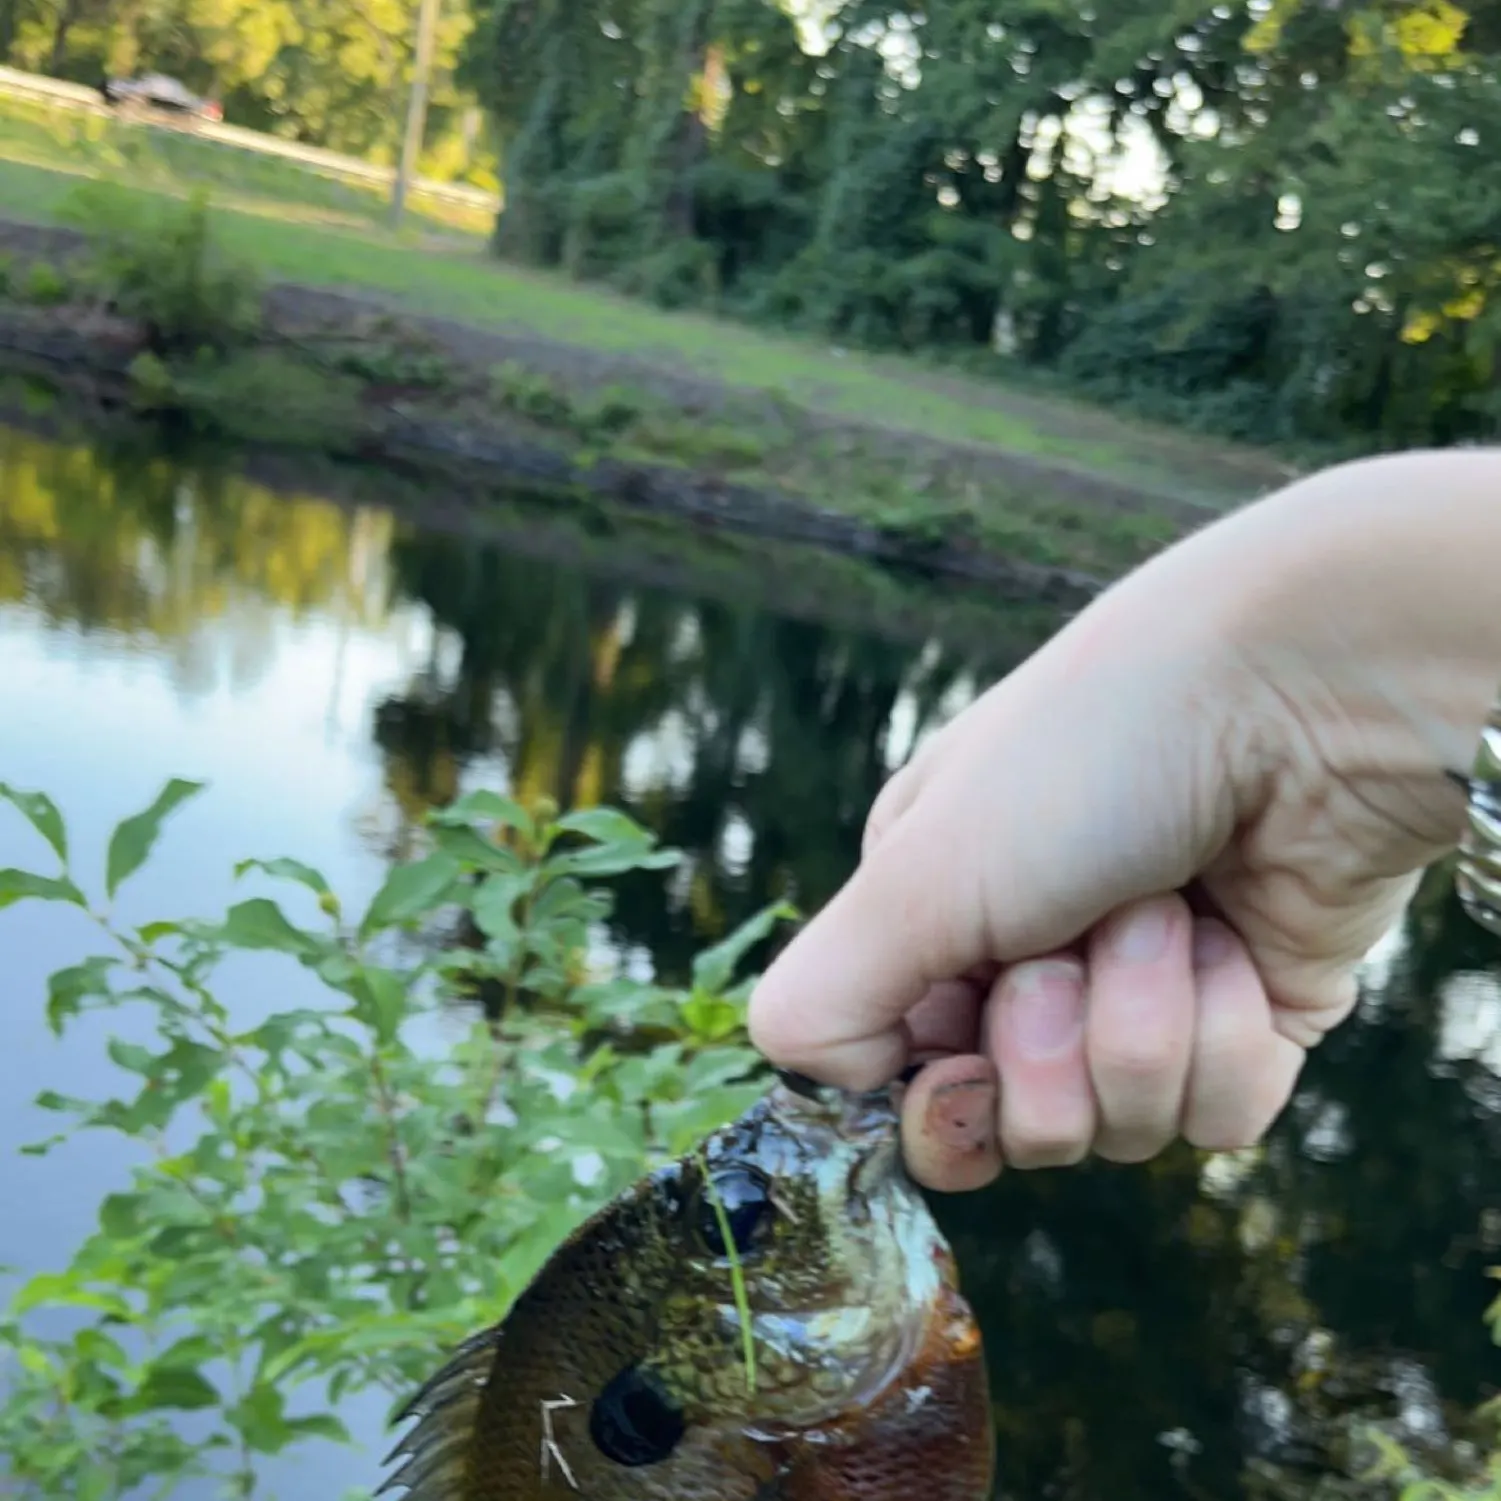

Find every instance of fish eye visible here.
[589,1364,685,1468]
[696,1167,774,1260]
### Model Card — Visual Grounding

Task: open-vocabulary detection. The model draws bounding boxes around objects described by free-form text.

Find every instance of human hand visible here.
[748,451,1501,1189]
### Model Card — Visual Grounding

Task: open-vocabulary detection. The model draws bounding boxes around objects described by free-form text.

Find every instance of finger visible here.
[1182,918,1305,1149]
[1210,871,1418,1050]
[862,766,921,858]
[749,804,991,1087]
[1085,894,1197,1164]
[986,956,1095,1169]
[861,707,975,857]
[905,979,985,1059]
[899,1054,1001,1193]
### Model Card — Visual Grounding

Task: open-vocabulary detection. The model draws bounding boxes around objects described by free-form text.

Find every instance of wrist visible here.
[1197,450,1501,847]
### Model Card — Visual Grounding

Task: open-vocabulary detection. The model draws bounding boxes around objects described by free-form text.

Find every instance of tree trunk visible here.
[50,0,85,73]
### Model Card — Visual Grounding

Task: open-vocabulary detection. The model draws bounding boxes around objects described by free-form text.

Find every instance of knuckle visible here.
[1003,1113,1094,1168]
[1182,1084,1286,1153]
[1183,1119,1260,1153]
[1093,1127,1172,1165]
[1007,1135,1090,1170]
[1093,1033,1183,1083]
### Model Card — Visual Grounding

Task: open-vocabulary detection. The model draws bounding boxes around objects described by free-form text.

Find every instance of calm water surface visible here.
[0,419,1496,1499]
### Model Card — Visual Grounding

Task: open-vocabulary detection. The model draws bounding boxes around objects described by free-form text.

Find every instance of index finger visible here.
[747,810,990,1088]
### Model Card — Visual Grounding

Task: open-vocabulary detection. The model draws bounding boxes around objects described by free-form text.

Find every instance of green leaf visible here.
[12,1272,132,1318]
[105,779,205,899]
[228,1381,294,1453]
[73,1327,128,1370]
[359,852,462,938]
[544,807,682,878]
[552,806,656,847]
[683,1047,765,1094]
[530,876,607,925]
[350,965,407,1045]
[471,870,532,945]
[0,868,86,911]
[107,1038,157,1075]
[543,845,680,879]
[133,1364,220,1412]
[0,783,68,863]
[680,990,746,1043]
[45,956,115,1035]
[658,1083,770,1155]
[220,897,321,957]
[154,1334,219,1370]
[98,1192,144,1239]
[429,789,533,837]
[428,821,525,873]
[691,901,799,996]
[286,1413,353,1444]
[155,1038,225,1103]
[529,1107,647,1159]
[235,856,335,903]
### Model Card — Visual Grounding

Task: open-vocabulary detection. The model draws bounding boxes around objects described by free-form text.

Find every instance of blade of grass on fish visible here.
[695,1149,757,1396]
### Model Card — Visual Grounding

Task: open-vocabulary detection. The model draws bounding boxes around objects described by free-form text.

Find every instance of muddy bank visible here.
[0,216,1218,604]
[0,308,1106,611]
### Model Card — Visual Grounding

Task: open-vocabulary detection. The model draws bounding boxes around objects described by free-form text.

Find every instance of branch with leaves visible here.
[0,776,793,1498]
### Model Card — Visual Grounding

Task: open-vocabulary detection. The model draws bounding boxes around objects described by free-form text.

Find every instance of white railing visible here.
[0,63,500,216]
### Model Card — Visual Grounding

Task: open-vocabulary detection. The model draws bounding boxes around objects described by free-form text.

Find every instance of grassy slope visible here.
[0,101,1299,553]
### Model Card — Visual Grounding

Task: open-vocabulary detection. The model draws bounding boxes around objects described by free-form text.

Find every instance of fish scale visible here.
[380,1078,995,1500]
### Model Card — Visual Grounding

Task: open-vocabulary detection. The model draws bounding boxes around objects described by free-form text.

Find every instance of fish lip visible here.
[767,1073,899,1140]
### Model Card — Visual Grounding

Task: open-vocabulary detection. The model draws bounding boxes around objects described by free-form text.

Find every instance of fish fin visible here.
[377,1324,502,1499]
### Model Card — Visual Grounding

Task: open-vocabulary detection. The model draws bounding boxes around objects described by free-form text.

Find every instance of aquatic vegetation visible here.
[0,778,792,1498]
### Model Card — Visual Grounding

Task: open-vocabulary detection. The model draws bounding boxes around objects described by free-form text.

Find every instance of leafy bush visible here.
[611,239,721,312]
[61,182,262,355]
[20,261,69,308]
[1350,1275,1501,1500]
[0,779,790,1498]
[170,350,366,449]
[489,358,575,426]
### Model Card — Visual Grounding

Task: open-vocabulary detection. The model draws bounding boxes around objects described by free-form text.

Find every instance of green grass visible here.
[0,92,491,236]
[0,102,1296,562]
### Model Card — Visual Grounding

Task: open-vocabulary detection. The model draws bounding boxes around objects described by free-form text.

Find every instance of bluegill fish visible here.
[379,1071,995,1500]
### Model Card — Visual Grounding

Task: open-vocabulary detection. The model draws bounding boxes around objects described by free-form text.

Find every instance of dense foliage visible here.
[0,777,788,1497]
[0,0,492,180]
[460,0,1501,451]
[14,0,1501,449]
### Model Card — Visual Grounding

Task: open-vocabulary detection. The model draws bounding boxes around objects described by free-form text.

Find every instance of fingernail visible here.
[1007,960,1085,1058]
[925,1076,997,1154]
[1192,918,1236,970]
[1108,900,1175,963]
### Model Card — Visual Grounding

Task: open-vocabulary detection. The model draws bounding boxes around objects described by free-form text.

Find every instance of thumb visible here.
[748,804,992,1088]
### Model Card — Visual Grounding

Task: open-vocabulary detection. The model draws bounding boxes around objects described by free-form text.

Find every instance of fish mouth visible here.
[767,1068,906,1215]
[771,1068,898,1134]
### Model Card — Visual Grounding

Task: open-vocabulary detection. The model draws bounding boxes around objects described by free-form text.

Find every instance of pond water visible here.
[0,416,1497,1500]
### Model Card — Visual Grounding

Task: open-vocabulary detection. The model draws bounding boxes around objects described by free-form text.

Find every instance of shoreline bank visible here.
[0,216,1245,602]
